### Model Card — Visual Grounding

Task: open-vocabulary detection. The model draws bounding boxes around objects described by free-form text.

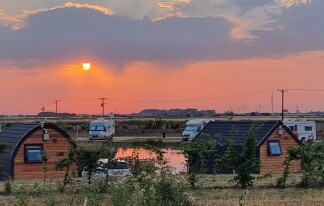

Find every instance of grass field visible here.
[0,174,323,206]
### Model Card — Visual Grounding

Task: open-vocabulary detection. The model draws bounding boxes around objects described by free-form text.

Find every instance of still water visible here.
[115,147,188,174]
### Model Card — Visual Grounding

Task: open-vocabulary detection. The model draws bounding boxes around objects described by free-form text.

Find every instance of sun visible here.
[82,63,91,70]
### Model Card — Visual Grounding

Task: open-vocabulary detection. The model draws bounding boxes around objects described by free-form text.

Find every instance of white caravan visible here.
[182,119,209,140]
[89,117,115,140]
[82,159,132,177]
[284,120,316,142]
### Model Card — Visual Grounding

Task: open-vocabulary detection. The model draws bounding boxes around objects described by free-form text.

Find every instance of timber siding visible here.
[259,127,301,174]
[0,123,76,180]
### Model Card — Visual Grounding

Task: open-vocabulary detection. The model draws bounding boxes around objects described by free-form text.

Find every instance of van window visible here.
[305,126,312,131]
[90,125,104,131]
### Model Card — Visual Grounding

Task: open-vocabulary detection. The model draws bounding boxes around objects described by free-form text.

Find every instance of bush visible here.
[278,141,324,188]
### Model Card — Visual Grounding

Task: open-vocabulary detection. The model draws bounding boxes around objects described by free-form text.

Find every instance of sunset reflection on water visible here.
[115,147,188,174]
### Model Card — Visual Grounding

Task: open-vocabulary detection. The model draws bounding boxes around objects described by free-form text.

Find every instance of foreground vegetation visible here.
[0,174,323,206]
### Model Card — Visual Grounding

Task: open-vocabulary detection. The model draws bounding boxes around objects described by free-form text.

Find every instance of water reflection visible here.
[115,147,187,174]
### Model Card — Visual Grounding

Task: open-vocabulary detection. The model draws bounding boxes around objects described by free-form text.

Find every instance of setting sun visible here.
[82,63,91,70]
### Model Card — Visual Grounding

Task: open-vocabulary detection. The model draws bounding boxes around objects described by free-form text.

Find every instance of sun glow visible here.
[82,63,91,70]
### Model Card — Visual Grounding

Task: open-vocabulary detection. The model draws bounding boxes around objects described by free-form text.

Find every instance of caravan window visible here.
[288,125,297,131]
[268,141,282,156]
[305,126,312,131]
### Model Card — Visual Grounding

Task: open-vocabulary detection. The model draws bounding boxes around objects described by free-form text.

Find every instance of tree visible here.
[56,142,116,186]
[222,123,261,189]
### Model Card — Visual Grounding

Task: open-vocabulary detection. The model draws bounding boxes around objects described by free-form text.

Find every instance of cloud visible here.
[277,0,312,8]
[0,0,323,70]
[157,2,174,10]
[0,10,25,29]
[0,1,113,29]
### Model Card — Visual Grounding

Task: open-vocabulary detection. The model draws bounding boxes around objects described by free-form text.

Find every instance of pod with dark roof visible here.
[0,122,76,180]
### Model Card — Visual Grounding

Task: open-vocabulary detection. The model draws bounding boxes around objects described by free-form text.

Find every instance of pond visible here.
[114,147,188,174]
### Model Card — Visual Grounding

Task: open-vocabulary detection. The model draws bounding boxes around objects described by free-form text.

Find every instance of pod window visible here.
[25,145,43,163]
[268,141,282,156]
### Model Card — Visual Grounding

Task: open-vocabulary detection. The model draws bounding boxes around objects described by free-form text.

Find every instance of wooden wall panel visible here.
[13,128,76,179]
[259,128,301,174]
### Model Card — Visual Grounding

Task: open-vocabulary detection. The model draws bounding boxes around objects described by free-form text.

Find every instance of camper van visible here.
[284,120,316,142]
[182,119,209,140]
[89,117,115,140]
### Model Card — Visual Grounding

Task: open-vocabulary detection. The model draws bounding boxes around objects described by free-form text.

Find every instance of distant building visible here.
[139,108,217,116]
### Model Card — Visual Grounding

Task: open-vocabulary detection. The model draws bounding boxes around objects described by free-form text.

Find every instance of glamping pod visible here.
[193,120,301,174]
[0,122,76,180]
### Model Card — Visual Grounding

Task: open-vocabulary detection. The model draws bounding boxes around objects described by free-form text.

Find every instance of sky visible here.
[0,0,324,115]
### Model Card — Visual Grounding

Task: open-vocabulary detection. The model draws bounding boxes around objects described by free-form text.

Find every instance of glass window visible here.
[25,145,43,163]
[268,141,282,156]
[184,126,198,132]
[305,126,312,131]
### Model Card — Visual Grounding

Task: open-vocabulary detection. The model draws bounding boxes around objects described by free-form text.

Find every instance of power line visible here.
[61,98,98,102]
[290,89,324,91]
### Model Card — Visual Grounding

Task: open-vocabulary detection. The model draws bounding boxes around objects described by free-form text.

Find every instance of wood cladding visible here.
[259,128,301,174]
[13,128,75,179]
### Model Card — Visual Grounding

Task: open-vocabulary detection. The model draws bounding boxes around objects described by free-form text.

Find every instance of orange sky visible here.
[1,50,324,115]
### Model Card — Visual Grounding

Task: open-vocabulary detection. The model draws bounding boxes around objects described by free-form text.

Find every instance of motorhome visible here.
[182,119,209,140]
[284,120,316,142]
[89,117,115,140]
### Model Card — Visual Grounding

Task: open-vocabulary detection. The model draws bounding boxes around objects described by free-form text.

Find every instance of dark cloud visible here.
[0,4,323,70]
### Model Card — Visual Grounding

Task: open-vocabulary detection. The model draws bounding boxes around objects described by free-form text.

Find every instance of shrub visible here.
[3,176,12,195]
[277,141,324,188]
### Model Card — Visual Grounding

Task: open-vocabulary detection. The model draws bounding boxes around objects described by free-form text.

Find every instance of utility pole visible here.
[53,100,60,123]
[271,92,274,115]
[277,89,288,121]
[99,98,108,117]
